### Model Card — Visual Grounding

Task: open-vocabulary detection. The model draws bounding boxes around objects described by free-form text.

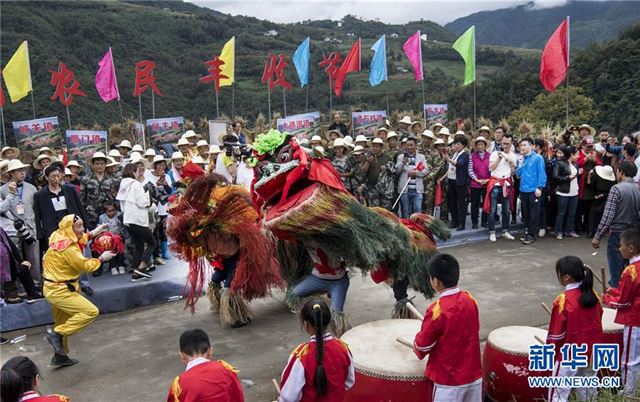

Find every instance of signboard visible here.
[208,120,232,145]
[423,104,448,127]
[146,117,184,148]
[66,130,107,163]
[351,111,386,137]
[276,112,320,139]
[12,117,62,151]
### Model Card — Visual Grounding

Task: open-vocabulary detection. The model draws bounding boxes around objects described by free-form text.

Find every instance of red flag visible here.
[416,161,425,172]
[540,18,569,92]
[434,181,443,207]
[334,38,361,97]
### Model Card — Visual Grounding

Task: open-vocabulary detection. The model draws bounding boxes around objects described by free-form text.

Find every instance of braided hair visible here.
[301,298,331,396]
[555,256,597,308]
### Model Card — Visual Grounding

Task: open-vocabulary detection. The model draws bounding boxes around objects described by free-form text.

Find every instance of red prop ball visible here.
[91,232,125,255]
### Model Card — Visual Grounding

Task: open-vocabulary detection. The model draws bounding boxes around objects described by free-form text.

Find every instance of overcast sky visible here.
[191,0,572,25]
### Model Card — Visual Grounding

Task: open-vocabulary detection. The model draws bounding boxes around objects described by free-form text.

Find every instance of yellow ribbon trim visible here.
[555,293,566,314]
[219,359,239,374]
[171,376,181,402]
[432,300,441,321]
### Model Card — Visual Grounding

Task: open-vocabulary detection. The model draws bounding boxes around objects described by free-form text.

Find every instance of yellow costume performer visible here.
[42,214,113,367]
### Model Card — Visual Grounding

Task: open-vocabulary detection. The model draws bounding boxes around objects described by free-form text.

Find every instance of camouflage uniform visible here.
[350,158,368,205]
[422,148,446,214]
[331,155,353,193]
[80,173,115,230]
[365,152,391,208]
[374,161,397,211]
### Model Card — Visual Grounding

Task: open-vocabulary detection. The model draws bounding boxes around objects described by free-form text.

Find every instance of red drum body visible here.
[483,326,550,402]
[341,319,431,402]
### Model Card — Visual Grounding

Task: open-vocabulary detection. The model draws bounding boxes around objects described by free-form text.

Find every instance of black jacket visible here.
[33,184,88,241]
[552,159,573,194]
[454,151,470,187]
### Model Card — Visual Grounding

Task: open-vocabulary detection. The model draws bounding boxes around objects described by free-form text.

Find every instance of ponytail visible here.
[1,356,39,402]
[300,298,331,396]
[555,256,597,308]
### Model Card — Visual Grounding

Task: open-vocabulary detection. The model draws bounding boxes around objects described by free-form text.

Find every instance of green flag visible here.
[452,26,476,86]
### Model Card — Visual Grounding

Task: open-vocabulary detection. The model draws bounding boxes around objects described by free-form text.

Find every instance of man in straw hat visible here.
[385,131,401,161]
[29,154,53,190]
[411,121,423,138]
[207,145,221,173]
[397,115,414,138]
[364,138,391,208]
[177,137,193,160]
[183,130,199,146]
[116,139,133,161]
[80,151,115,232]
[1,146,20,161]
[424,138,448,215]
[376,126,389,141]
[1,159,41,286]
[325,129,343,144]
[196,140,210,159]
[65,160,83,193]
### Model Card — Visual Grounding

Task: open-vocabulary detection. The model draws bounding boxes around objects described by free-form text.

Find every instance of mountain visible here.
[0,0,539,139]
[446,1,640,49]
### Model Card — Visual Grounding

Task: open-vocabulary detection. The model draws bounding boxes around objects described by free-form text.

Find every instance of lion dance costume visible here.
[167,171,282,327]
[249,130,450,335]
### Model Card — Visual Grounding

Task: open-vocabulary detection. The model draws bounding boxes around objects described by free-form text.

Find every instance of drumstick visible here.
[592,271,603,286]
[601,266,607,296]
[406,302,425,321]
[540,302,552,316]
[272,378,281,394]
[534,335,546,345]
[395,337,414,349]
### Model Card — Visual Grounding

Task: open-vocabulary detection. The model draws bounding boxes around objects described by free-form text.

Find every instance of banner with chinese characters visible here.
[351,111,386,137]
[208,120,232,145]
[276,112,320,139]
[12,117,62,151]
[65,130,107,162]
[423,104,448,126]
[134,123,145,146]
[146,117,184,148]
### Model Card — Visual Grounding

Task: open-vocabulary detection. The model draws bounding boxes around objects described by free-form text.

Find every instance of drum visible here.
[341,319,430,402]
[602,307,623,348]
[483,326,550,402]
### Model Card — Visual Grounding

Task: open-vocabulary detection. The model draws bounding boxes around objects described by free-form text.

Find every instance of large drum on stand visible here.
[483,326,550,402]
[602,307,623,348]
[341,319,430,402]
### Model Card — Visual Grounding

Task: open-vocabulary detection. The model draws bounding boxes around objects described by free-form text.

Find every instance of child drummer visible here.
[413,253,482,401]
[605,228,640,395]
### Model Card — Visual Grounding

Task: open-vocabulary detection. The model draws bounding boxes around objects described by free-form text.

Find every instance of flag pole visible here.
[473,81,477,131]
[565,15,570,128]
[109,47,125,122]
[151,87,156,119]
[283,88,287,117]
[65,105,72,129]
[231,39,236,118]
[30,92,36,119]
[472,26,477,131]
[329,79,332,111]
[138,95,143,123]
[215,88,219,119]
[267,86,271,119]
[305,84,309,112]
[385,81,389,115]
[0,107,6,147]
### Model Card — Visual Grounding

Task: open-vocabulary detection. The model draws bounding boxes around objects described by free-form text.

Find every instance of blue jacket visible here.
[515,152,547,193]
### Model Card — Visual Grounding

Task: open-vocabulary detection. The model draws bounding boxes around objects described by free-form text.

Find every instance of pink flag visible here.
[95,48,120,102]
[403,31,423,81]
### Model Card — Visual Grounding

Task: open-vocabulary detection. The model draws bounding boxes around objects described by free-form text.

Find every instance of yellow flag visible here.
[219,37,235,87]
[3,41,32,103]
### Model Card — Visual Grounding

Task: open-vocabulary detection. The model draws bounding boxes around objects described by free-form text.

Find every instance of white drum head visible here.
[341,319,426,379]
[487,326,548,356]
[602,308,623,333]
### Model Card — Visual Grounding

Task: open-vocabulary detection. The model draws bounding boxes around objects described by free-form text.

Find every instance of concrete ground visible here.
[0,236,606,401]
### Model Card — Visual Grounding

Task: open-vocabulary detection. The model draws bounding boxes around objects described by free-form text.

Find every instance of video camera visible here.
[2,210,36,245]
[222,134,252,159]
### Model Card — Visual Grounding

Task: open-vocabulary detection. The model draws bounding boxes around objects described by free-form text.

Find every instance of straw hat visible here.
[209,145,221,154]
[421,130,435,139]
[411,121,423,129]
[108,149,122,158]
[477,126,492,135]
[332,138,346,148]
[66,160,83,170]
[64,168,72,176]
[177,137,191,147]
[38,146,53,155]
[310,135,323,143]
[398,116,413,126]
[191,155,206,165]
[343,136,354,148]
[372,138,384,145]
[577,124,596,136]
[117,140,132,149]
[32,154,52,169]
[184,130,198,139]
[353,145,365,155]
[433,138,446,146]
[430,122,444,132]
[325,129,343,141]
[376,127,388,134]
[196,140,209,148]
[448,137,454,145]
[106,157,119,168]
[132,144,144,153]
[595,165,616,182]
[1,146,20,158]
[474,136,488,146]
[88,151,108,164]
[6,159,30,172]
[438,127,451,136]
[313,146,325,157]
[355,135,368,143]
[455,130,466,136]
[170,151,185,160]
[0,160,9,171]
[144,148,157,157]
[129,152,149,168]
[386,131,398,140]
[152,155,166,165]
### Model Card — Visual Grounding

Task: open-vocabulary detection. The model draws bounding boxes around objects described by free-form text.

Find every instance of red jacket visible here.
[413,287,482,386]
[18,392,69,402]
[606,258,640,326]
[167,360,244,402]
[279,334,355,402]
[546,283,603,359]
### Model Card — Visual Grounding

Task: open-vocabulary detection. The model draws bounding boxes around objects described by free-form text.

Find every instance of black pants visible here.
[447,179,468,227]
[469,187,487,226]
[588,198,606,237]
[153,215,167,258]
[127,224,157,269]
[520,191,541,238]
[576,199,592,233]
[2,261,38,299]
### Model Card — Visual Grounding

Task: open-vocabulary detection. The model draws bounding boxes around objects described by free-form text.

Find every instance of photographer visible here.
[0,160,41,286]
[0,226,44,304]
[144,155,173,263]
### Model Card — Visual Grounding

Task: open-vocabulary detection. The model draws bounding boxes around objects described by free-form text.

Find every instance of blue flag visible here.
[293,37,310,87]
[369,35,387,86]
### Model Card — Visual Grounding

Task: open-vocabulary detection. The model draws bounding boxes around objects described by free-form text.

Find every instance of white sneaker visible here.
[502,232,515,240]
[538,228,546,237]
[556,234,563,240]
[118,266,126,275]
[489,232,497,242]
[110,267,118,276]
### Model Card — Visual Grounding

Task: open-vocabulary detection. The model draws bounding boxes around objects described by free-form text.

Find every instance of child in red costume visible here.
[278,299,355,402]
[605,228,640,395]
[413,253,482,401]
[546,256,603,402]
[1,356,69,402]
[167,329,244,402]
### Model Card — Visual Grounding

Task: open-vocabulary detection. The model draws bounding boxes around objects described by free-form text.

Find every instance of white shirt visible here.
[447,151,462,180]
[634,155,640,183]
[557,164,578,197]
[489,150,516,181]
[185,357,209,372]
